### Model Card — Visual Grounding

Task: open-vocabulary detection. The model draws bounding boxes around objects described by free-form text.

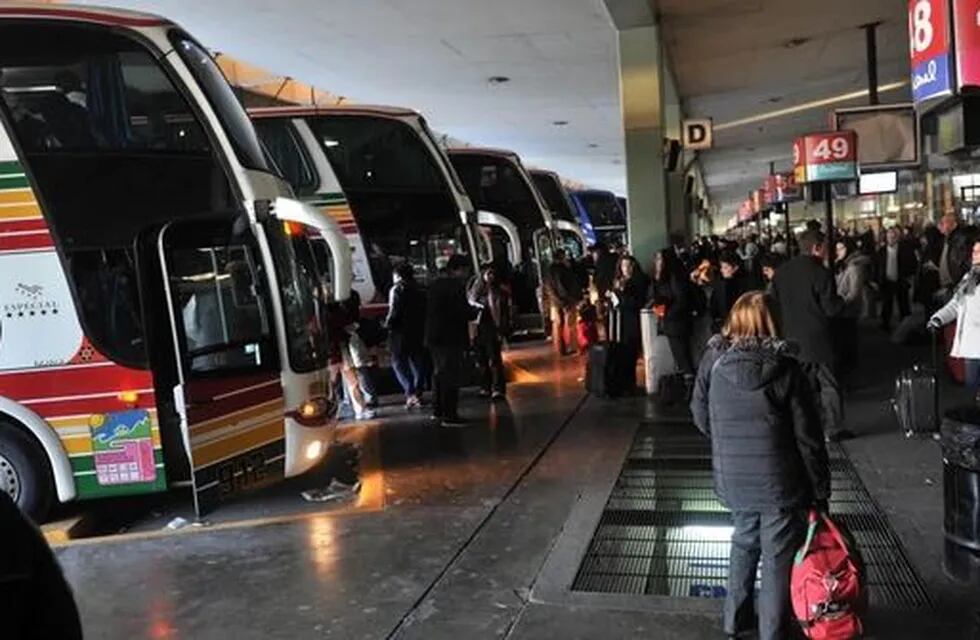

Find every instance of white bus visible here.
[0,5,351,518]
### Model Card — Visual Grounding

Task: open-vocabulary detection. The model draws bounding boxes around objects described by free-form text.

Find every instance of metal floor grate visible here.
[572,424,933,609]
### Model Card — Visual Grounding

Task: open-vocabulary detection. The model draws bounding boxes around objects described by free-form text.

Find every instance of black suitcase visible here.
[656,373,689,408]
[586,342,634,397]
[893,330,940,437]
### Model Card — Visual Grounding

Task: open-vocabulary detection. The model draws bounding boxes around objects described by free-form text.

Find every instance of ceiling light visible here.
[588,143,599,148]
[553,120,569,127]
[784,37,810,49]
[488,76,511,85]
[767,96,783,104]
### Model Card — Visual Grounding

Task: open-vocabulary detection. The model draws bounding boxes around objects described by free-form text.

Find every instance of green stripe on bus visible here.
[70,449,164,473]
[0,176,29,189]
[75,473,168,499]
[310,193,347,205]
[0,160,23,174]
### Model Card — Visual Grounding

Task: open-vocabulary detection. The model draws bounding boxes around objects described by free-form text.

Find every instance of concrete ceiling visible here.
[657,0,913,217]
[76,0,627,194]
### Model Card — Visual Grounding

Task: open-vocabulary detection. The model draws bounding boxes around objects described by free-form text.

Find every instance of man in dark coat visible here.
[875,226,918,330]
[424,254,475,426]
[711,250,759,330]
[770,229,849,441]
[588,242,618,298]
[938,213,975,291]
[0,493,83,639]
[692,332,830,640]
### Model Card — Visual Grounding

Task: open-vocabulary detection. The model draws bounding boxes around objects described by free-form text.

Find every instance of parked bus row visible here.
[0,4,626,520]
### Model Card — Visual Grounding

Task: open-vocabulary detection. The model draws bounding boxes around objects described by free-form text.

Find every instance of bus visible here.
[249,105,484,311]
[529,169,589,260]
[0,6,352,519]
[569,189,628,247]
[447,148,557,333]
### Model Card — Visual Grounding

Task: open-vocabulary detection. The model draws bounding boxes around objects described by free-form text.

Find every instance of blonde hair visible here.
[722,291,779,340]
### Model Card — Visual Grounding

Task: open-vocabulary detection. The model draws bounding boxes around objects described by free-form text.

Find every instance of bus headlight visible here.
[304,440,324,461]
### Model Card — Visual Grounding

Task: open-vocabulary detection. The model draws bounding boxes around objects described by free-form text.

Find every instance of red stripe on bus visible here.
[0,230,53,251]
[0,219,48,233]
[0,364,153,401]
[28,394,157,420]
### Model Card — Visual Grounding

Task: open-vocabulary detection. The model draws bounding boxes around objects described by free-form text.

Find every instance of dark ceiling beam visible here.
[602,0,656,30]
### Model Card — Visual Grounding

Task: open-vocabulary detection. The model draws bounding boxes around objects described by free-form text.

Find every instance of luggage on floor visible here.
[656,372,688,407]
[792,510,866,640]
[585,343,634,398]
[893,329,940,437]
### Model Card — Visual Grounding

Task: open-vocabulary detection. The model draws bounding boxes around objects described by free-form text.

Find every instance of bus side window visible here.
[253,119,318,197]
[169,245,273,374]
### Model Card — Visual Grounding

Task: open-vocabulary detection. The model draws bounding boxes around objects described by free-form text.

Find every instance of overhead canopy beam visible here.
[602,0,656,29]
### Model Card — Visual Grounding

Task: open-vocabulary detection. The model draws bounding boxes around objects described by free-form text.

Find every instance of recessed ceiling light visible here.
[784,37,810,49]
[553,120,569,126]
[588,143,599,148]
[488,76,511,85]
[767,96,783,103]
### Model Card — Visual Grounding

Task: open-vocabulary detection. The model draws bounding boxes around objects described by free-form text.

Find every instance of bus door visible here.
[155,219,286,517]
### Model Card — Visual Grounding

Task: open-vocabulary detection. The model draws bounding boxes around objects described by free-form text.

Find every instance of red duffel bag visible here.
[791,510,866,639]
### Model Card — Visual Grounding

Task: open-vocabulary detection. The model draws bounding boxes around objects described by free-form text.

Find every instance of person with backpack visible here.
[649,247,701,379]
[691,291,830,640]
[546,249,584,355]
[424,254,475,427]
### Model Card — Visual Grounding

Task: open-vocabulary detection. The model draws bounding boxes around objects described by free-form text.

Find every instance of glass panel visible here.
[170,245,272,374]
[172,36,270,172]
[451,155,544,235]
[264,221,329,373]
[254,119,318,196]
[531,172,577,223]
[577,192,626,227]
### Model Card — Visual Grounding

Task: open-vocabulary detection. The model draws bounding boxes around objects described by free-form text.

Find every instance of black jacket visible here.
[770,256,845,365]
[874,243,918,284]
[424,273,474,350]
[0,494,83,639]
[593,252,619,296]
[547,261,584,308]
[710,271,759,326]
[650,274,699,337]
[385,280,427,354]
[691,336,830,512]
[612,272,648,349]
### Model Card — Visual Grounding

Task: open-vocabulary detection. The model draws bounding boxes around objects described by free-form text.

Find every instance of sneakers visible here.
[354,408,376,421]
[405,395,422,410]
[491,391,506,401]
[440,417,468,428]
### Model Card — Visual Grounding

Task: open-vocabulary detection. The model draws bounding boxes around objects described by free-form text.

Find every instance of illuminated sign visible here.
[953,0,980,89]
[793,131,859,183]
[909,0,954,102]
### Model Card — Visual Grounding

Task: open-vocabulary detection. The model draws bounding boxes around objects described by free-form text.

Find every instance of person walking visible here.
[835,238,872,375]
[875,226,917,331]
[0,493,84,639]
[691,292,830,640]
[710,250,758,331]
[425,254,475,427]
[546,249,584,355]
[938,213,974,294]
[385,262,427,410]
[468,264,508,399]
[770,229,849,441]
[649,248,699,378]
[929,240,980,394]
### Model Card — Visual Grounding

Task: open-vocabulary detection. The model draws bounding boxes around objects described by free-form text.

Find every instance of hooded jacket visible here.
[691,335,830,512]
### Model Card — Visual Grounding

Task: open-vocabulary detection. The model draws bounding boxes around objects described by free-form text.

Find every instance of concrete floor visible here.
[54,335,980,639]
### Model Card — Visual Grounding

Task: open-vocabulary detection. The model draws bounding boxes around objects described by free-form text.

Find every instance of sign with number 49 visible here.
[793,131,859,183]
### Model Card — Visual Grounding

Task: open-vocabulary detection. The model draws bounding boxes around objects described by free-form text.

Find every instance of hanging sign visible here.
[682,119,713,150]
[793,131,859,183]
[909,0,955,103]
[953,0,980,88]
[773,172,802,203]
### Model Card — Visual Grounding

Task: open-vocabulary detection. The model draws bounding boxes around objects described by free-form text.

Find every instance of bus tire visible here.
[0,425,53,521]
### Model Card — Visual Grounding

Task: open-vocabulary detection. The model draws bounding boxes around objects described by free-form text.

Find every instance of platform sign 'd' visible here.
[682,119,713,150]
[909,0,954,102]
[953,0,980,88]
[793,131,859,183]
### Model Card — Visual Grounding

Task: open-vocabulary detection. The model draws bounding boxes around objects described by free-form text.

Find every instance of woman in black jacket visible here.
[691,291,830,640]
[609,255,648,390]
[649,248,699,376]
[385,263,427,409]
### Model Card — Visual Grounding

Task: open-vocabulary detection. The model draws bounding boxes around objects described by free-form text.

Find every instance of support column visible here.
[618,23,669,266]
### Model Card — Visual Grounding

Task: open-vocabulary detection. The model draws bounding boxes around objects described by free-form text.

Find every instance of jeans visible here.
[475,329,506,394]
[392,349,426,397]
[666,334,694,375]
[550,304,579,354]
[726,510,806,640]
[430,346,463,420]
[966,358,980,392]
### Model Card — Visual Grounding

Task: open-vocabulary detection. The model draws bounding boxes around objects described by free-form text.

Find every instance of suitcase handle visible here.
[931,327,940,431]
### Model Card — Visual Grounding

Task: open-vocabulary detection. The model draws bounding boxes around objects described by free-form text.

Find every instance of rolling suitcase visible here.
[893,330,940,437]
[585,309,633,397]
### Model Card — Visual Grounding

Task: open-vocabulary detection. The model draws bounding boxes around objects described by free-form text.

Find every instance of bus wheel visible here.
[0,427,53,521]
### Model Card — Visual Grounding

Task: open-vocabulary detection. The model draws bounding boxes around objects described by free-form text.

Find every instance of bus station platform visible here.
[51,333,980,639]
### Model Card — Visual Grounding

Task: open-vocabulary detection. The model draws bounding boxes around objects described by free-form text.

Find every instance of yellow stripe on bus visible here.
[192,418,284,469]
[0,203,42,219]
[320,205,355,223]
[189,398,284,437]
[0,188,37,205]
[60,426,163,456]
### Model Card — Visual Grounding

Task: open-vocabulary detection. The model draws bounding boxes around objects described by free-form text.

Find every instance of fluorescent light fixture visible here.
[715,81,909,132]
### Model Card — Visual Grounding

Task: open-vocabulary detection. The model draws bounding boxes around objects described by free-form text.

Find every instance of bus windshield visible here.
[263,221,329,373]
[0,22,239,368]
[305,115,471,288]
[450,154,544,238]
[531,173,577,224]
[170,35,271,174]
[577,191,625,228]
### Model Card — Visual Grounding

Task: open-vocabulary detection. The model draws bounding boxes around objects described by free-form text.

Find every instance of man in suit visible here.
[771,229,850,441]
[876,226,918,331]
[425,254,475,427]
